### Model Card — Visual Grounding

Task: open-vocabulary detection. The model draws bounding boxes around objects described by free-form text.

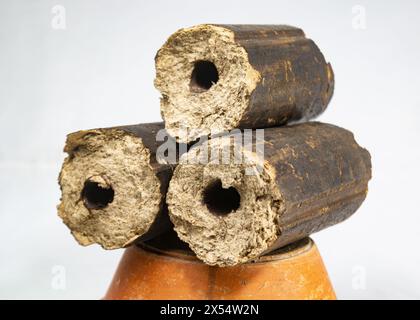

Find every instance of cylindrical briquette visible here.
[155,24,334,143]
[167,122,372,266]
[58,122,176,250]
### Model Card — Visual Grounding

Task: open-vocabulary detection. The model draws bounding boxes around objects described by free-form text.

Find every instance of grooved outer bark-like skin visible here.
[217,25,334,127]
[261,122,371,250]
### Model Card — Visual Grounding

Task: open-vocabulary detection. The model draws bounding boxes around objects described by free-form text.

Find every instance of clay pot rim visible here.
[136,237,313,265]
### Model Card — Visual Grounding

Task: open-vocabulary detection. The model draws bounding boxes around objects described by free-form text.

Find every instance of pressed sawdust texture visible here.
[167,137,283,266]
[58,129,163,250]
[167,123,372,266]
[155,24,261,143]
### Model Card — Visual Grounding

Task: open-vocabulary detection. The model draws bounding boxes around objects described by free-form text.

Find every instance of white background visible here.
[1,0,419,299]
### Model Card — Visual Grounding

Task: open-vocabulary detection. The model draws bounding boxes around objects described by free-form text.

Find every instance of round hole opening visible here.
[190,60,219,92]
[82,180,114,210]
[202,179,240,216]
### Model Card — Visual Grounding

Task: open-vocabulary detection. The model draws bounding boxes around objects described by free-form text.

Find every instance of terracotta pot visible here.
[104,235,336,300]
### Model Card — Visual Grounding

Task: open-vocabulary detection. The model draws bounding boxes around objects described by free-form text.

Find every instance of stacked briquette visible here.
[58,24,371,266]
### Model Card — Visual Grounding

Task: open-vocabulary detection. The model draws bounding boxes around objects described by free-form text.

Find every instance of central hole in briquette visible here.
[190,60,219,92]
[203,179,241,215]
[82,180,114,210]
